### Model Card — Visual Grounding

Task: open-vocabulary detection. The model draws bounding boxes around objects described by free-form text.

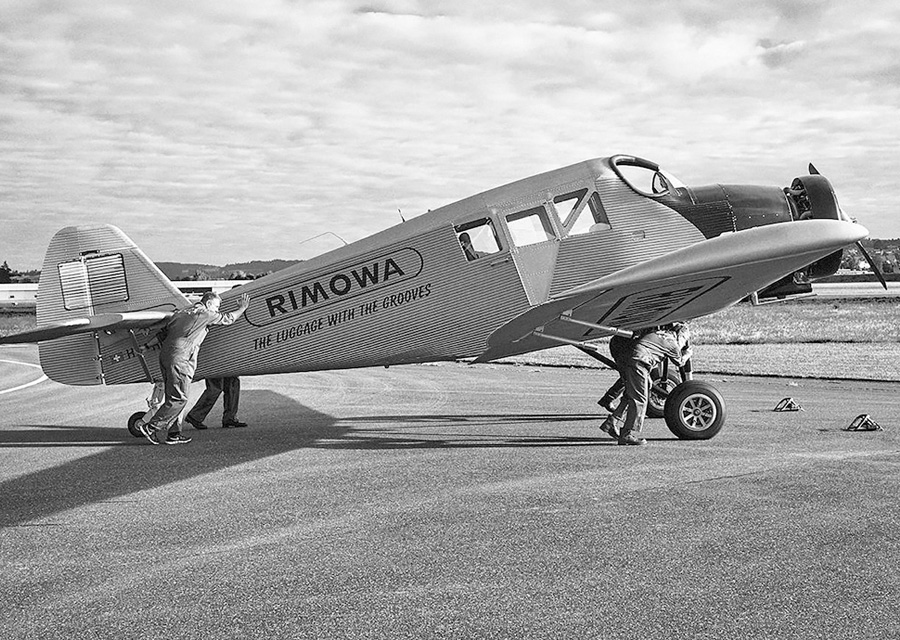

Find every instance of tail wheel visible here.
[127,411,146,438]
[664,380,726,440]
[647,368,681,419]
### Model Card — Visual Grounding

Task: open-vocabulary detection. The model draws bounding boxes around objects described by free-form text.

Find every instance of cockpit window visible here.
[555,190,610,236]
[455,218,502,261]
[553,189,588,226]
[611,155,686,197]
[506,206,556,247]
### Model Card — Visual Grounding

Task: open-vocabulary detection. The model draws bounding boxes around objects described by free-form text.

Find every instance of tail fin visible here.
[36,225,187,385]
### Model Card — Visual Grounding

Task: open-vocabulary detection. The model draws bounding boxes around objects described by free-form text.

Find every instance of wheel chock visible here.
[774,397,803,412]
[844,414,883,431]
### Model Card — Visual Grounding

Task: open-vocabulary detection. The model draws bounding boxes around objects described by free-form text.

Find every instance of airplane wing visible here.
[0,311,172,345]
[474,219,867,362]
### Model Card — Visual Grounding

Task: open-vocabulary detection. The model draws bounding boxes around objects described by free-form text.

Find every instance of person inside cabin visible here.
[458,232,485,261]
[138,291,249,445]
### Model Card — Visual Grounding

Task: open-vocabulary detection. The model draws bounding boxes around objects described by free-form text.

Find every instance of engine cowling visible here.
[784,173,845,281]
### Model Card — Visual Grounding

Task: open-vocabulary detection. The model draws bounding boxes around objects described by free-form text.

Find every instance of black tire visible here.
[647,368,682,419]
[127,411,146,438]
[664,380,726,440]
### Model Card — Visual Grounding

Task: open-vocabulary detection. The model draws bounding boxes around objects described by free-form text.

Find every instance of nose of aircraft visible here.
[788,165,887,289]
[717,184,795,231]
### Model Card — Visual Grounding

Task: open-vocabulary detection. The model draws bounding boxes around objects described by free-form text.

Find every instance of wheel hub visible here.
[680,394,717,431]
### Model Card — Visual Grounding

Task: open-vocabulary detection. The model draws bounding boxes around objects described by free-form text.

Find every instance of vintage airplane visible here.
[0,155,879,440]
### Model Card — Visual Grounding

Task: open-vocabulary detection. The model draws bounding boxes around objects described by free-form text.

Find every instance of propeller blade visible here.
[856,241,888,290]
[806,161,883,288]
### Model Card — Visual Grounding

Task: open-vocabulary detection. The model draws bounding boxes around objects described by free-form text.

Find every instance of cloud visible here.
[2,0,900,269]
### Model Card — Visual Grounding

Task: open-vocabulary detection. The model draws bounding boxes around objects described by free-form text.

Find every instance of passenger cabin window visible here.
[455,218,502,261]
[506,206,555,247]
[555,191,610,236]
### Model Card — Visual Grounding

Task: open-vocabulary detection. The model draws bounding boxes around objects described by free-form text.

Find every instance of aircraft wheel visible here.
[127,411,146,438]
[647,368,682,419]
[664,380,726,440]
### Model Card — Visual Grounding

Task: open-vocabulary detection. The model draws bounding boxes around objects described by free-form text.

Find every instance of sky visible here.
[2,0,900,270]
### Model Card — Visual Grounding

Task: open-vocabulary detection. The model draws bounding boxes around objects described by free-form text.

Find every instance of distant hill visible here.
[223,259,304,275]
[154,262,220,280]
[155,259,303,280]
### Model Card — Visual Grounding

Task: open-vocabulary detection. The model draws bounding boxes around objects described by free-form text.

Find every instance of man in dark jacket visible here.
[186,376,247,430]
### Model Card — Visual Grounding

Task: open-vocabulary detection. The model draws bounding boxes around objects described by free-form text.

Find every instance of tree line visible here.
[0,261,40,284]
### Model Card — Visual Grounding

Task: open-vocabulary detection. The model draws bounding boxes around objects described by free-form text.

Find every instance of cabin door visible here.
[503,205,560,304]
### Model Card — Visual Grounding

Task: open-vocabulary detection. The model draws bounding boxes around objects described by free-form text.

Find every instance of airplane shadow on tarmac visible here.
[0,395,622,527]
[0,390,339,527]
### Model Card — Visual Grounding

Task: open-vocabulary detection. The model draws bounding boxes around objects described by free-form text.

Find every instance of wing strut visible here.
[128,329,156,383]
[531,312,635,357]
[556,311,635,338]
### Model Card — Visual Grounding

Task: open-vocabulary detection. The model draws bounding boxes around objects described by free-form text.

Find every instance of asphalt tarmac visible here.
[2,344,899,640]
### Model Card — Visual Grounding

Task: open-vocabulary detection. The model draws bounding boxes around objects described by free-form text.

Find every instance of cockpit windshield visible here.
[610,155,686,197]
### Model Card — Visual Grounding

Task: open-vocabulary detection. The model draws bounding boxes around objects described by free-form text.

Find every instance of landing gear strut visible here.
[126,381,165,437]
[647,367,682,419]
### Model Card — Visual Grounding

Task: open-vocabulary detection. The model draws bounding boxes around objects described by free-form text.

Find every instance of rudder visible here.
[37,224,187,385]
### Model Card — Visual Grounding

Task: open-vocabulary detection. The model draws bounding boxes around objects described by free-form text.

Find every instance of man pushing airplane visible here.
[139,291,250,445]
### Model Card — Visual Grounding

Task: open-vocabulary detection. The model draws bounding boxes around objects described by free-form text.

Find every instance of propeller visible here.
[855,240,888,289]
[808,163,887,290]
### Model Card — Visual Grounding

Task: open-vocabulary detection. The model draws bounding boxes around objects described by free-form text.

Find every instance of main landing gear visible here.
[619,370,726,440]
[531,319,728,441]
[663,379,726,440]
[649,359,726,440]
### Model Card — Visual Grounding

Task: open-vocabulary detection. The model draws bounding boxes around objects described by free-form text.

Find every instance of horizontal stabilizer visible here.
[0,311,172,345]
[24,224,187,385]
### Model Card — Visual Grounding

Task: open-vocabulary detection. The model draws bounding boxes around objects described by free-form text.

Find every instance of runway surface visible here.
[2,344,899,639]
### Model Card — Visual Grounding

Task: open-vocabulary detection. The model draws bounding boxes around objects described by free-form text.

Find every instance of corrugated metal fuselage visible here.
[40,156,799,385]
[187,158,723,380]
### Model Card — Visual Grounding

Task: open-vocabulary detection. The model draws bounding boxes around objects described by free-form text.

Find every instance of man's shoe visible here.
[138,422,160,445]
[164,433,193,445]
[617,434,647,446]
[222,420,248,428]
[185,416,208,430]
[599,420,620,440]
